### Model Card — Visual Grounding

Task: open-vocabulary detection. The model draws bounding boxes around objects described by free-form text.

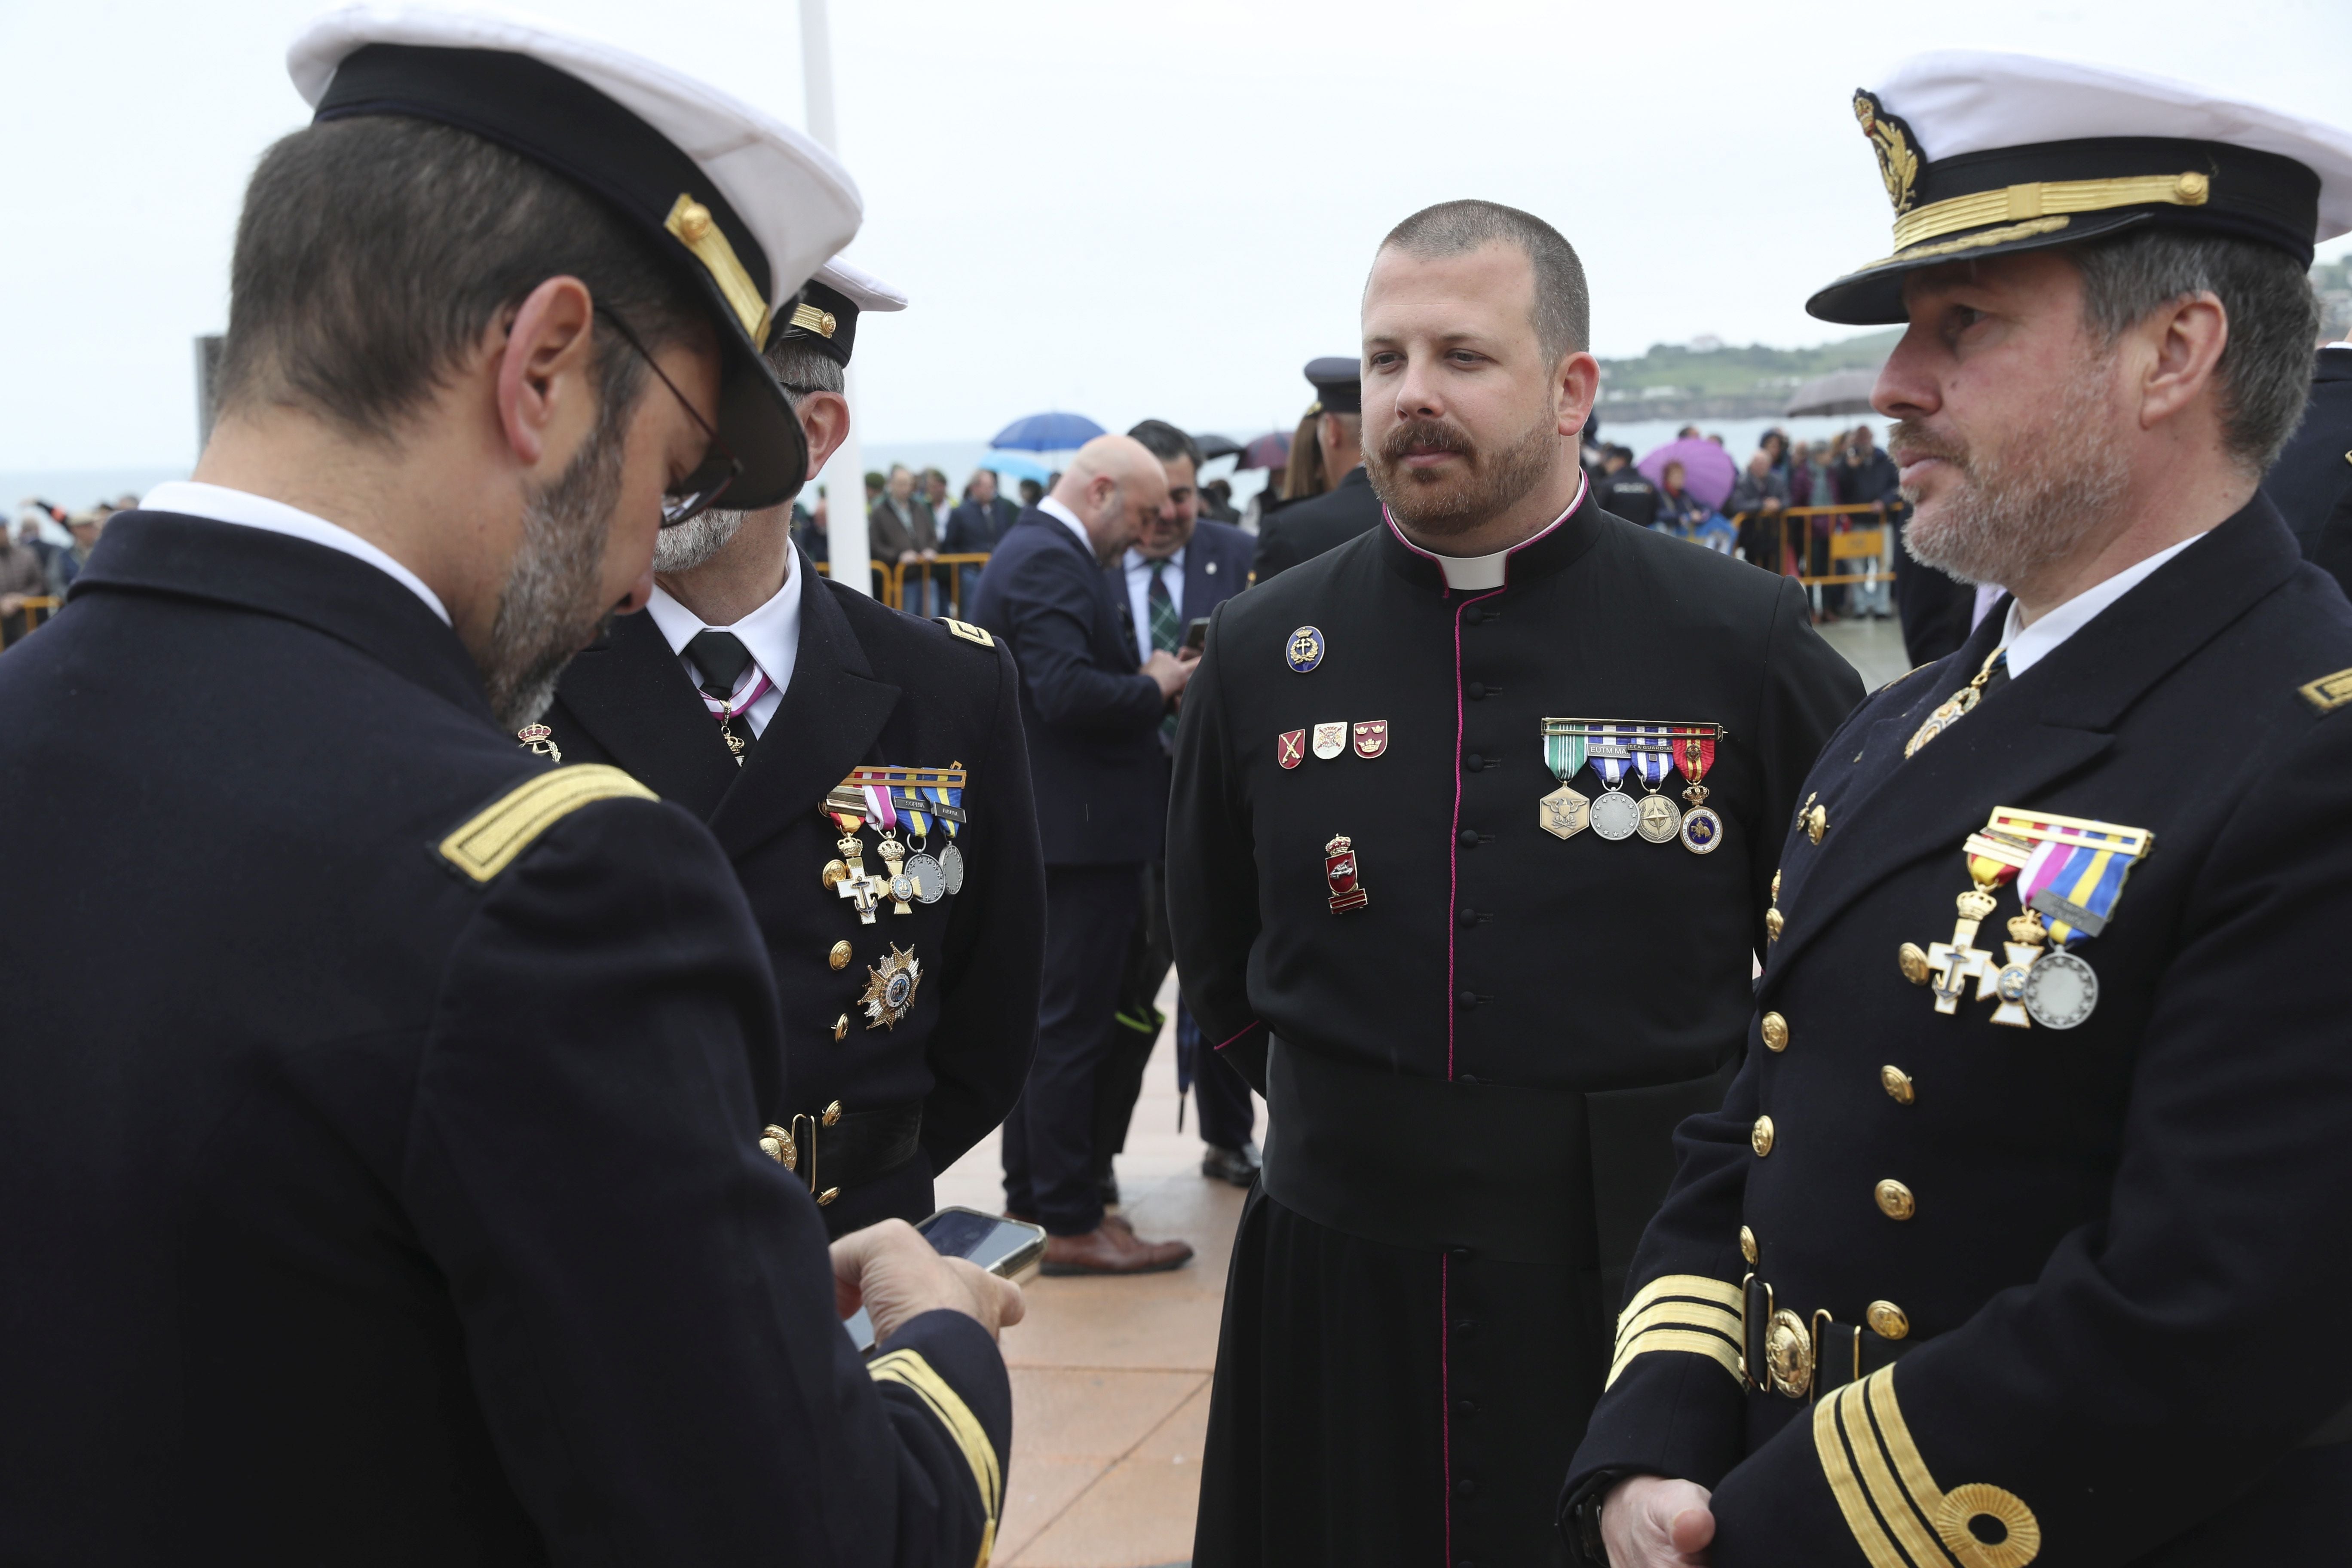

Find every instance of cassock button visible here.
[1464,752,1484,772]
[1454,1479,1477,1498]
[1452,1317,1477,1336]
[1455,990,1479,1011]
[1457,907,1478,928]
[1751,1116,1775,1156]
[1466,681,1487,700]
[1876,1179,1917,1220]
[1881,1066,1916,1104]
[1761,1012,1789,1052]
[1458,828,1480,848]
[1455,1399,1478,1416]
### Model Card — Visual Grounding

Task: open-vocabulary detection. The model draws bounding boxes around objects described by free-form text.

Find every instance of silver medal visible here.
[2021,950,2099,1029]
[940,842,966,894]
[1590,787,1641,842]
[905,852,946,904]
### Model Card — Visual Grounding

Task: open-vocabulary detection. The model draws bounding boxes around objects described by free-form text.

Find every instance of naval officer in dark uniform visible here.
[539,255,1046,1236]
[0,14,1020,1560]
[1249,357,1386,580]
[2263,335,2352,596]
[1570,55,2352,1568]
[1170,199,1860,1568]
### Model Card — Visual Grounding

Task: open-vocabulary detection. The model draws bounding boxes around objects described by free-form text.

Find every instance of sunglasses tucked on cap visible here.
[285,4,863,520]
[1808,50,2352,324]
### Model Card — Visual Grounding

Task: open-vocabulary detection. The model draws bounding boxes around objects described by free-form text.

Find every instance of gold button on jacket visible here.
[1761,1012,1789,1052]
[1752,1116,1776,1156]
[1875,1179,1916,1220]
[1880,1065,1915,1104]
[1867,1300,1910,1340]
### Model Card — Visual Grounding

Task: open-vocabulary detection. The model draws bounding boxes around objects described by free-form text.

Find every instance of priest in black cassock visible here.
[1169,199,1861,1567]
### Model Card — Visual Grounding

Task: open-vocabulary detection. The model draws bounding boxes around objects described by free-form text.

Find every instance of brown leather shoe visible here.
[1040,1222,1194,1276]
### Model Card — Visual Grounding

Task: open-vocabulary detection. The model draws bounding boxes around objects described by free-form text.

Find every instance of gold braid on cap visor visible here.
[1890,170,2210,251]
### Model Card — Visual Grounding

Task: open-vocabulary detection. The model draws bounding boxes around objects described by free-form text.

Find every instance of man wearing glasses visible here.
[539,260,1047,1238]
[0,11,1021,1561]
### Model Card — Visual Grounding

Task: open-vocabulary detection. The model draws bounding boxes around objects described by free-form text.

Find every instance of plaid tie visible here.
[1148,559,1179,743]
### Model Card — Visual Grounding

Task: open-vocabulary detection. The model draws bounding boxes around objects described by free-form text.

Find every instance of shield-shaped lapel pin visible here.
[1352,720,1389,759]
[1312,722,1347,761]
[1277,729,1306,769]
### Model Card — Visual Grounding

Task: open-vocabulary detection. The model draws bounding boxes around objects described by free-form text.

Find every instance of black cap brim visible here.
[710,328,809,512]
[1807,208,2158,325]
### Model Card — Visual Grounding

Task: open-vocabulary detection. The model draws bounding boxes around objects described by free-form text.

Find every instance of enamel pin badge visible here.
[1352,720,1389,759]
[1286,625,1326,674]
[1278,729,1306,769]
[1312,722,1347,761]
[1325,834,1368,913]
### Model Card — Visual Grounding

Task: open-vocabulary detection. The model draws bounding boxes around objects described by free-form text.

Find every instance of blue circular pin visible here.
[1286,625,1325,674]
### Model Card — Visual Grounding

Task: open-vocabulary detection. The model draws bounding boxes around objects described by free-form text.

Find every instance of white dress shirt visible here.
[1038,495,1094,557]
[1123,545,1185,663]
[141,480,451,625]
[2000,532,2207,678]
[643,557,803,737]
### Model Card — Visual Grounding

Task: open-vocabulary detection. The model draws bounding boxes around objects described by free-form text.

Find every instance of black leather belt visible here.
[1743,1274,1914,1399]
[761,1102,922,1207]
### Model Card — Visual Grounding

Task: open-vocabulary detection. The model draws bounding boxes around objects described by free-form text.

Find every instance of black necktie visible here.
[685,629,755,699]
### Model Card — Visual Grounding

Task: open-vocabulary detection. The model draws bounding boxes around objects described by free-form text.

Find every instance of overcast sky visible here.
[4,0,2349,472]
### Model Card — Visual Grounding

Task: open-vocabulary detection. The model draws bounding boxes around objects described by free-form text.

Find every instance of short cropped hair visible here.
[1127,418,1203,470]
[765,335,845,400]
[1379,199,1590,365]
[2070,228,2319,473]
[216,115,706,438]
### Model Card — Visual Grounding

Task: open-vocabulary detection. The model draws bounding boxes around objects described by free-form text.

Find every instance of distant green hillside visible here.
[1597,329,1901,401]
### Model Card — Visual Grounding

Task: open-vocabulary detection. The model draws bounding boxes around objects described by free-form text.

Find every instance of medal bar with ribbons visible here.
[1538,720,1729,848]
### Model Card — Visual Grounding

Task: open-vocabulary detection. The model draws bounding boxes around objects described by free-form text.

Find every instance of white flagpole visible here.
[800,0,871,597]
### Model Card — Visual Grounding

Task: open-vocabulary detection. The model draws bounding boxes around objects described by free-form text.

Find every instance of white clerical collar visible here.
[1999,531,2207,678]
[1389,472,1588,590]
[141,480,450,625]
[1038,494,1095,556]
[645,551,804,697]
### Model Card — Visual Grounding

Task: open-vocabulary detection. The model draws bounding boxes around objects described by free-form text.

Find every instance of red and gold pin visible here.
[1352,720,1389,759]
[1325,834,1368,913]
[1277,729,1306,769]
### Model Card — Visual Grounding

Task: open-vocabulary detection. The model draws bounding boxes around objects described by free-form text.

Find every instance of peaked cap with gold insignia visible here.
[287,4,863,509]
[1810,51,2352,324]
[777,254,906,368]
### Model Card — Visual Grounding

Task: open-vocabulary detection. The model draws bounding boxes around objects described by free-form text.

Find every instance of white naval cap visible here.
[776,254,908,368]
[1810,50,2352,324]
[287,4,864,508]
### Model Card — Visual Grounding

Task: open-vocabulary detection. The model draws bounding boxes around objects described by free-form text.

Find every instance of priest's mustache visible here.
[1380,419,1478,466]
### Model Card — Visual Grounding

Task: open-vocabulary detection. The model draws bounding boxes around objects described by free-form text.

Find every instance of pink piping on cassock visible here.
[1211,1020,1262,1053]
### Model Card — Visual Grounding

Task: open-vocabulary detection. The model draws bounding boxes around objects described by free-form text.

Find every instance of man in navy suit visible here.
[2266,339,2352,597]
[1093,421,1262,1195]
[968,435,1199,1274]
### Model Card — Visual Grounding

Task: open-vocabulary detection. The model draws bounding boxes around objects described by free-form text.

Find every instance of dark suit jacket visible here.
[0,513,1009,1563]
[1251,464,1385,581]
[1569,496,2352,1562]
[943,495,1020,557]
[967,507,1167,866]
[539,552,1045,1233]
[2265,345,2352,597]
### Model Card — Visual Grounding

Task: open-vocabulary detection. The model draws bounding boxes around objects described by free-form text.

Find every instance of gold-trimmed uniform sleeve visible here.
[869,1348,1004,1567]
[1607,1273,1744,1390]
[1813,1366,2042,1568]
[438,765,655,882]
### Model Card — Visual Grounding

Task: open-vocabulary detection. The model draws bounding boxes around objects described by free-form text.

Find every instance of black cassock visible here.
[1168,488,1860,1565]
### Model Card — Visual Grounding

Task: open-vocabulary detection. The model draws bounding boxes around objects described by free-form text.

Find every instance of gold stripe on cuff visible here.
[1617,1273,1743,1337]
[869,1349,1003,1566]
[1813,1381,1910,1568]
[1605,1326,1743,1390]
[1612,1298,1742,1354]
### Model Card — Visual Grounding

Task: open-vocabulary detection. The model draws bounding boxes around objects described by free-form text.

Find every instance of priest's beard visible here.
[1897,350,2132,590]
[1366,401,1558,542]
[479,399,631,731]
[652,504,748,573]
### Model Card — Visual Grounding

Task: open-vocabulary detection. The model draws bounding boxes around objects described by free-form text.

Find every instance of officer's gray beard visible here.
[479,407,630,732]
[1896,353,2132,589]
[1366,403,1558,541]
[652,505,748,573]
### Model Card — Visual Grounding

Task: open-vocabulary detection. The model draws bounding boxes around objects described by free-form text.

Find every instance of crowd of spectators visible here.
[3,497,124,644]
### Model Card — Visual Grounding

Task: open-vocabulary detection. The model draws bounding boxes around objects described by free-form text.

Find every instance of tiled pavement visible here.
[930,616,1903,1566]
[933,976,1247,1568]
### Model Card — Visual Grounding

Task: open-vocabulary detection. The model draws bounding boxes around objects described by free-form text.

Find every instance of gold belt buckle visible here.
[1764,1307,1814,1399]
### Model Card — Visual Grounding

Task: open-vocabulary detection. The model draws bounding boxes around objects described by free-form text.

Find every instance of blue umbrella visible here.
[990,411,1105,451]
[975,451,1050,482]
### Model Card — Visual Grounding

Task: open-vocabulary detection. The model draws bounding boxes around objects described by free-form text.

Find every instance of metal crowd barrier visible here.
[1720,505,1897,588]
[812,554,993,616]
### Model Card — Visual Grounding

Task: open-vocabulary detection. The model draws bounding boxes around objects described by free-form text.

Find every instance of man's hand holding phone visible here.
[831,1219,1026,1347]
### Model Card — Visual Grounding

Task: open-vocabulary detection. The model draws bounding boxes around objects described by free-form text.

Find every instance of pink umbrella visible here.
[1238,431,1292,470]
[1636,438,1739,511]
